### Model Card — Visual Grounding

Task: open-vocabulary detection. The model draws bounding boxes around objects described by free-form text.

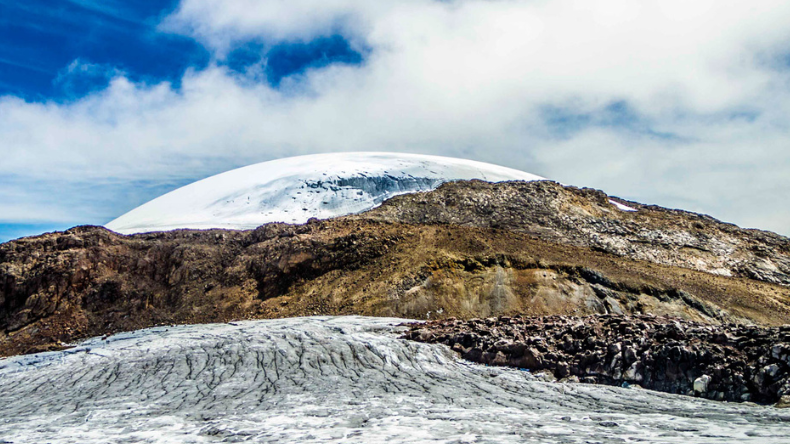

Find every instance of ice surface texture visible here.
[1,316,789,443]
[105,152,544,234]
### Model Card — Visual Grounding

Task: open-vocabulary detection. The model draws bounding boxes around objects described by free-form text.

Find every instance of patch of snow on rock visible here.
[609,199,637,212]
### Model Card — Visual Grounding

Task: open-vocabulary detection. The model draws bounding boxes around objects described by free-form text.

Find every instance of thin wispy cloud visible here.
[1,0,789,241]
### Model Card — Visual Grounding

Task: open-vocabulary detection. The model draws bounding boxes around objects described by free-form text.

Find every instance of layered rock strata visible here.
[405,314,790,405]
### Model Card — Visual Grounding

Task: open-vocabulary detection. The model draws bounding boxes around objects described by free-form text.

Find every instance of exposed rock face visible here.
[1,180,790,357]
[405,314,790,404]
[359,181,790,286]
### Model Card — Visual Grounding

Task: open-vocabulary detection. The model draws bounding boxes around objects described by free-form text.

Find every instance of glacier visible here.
[105,152,545,234]
[1,316,788,443]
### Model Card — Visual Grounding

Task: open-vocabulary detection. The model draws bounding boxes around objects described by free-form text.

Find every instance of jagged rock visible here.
[405,314,790,404]
[771,343,790,364]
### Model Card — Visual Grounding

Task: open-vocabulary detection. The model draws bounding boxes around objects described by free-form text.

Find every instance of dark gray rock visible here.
[406,314,790,404]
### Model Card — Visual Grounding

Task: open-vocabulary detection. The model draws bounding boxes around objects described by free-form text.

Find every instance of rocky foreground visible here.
[405,314,790,405]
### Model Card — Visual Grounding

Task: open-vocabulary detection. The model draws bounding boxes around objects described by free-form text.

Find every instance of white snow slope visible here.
[1,317,788,443]
[105,152,544,234]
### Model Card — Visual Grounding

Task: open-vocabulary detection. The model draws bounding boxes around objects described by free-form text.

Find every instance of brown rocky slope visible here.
[357,180,790,286]
[2,180,789,357]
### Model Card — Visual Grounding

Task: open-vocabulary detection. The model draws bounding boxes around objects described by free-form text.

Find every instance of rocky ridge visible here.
[358,180,790,286]
[405,314,790,405]
[2,180,790,357]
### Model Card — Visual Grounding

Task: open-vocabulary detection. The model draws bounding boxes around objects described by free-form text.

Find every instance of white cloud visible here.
[2,0,790,235]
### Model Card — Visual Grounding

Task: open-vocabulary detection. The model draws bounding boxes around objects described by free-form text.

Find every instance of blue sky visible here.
[0,0,367,241]
[0,1,202,99]
[0,1,365,101]
[1,0,790,242]
[0,0,205,241]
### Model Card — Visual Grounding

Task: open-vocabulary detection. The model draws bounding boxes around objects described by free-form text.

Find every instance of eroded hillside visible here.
[357,180,790,285]
[1,181,789,356]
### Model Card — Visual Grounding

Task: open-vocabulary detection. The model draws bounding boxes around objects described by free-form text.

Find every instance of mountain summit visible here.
[106,153,544,234]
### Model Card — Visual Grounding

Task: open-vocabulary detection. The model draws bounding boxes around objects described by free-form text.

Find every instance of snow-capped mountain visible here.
[105,152,544,234]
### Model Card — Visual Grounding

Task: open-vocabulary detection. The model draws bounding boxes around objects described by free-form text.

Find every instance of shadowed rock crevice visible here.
[248,230,400,300]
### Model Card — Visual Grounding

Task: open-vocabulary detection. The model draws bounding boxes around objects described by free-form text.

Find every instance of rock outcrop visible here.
[359,180,790,286]
[405,314,790,405]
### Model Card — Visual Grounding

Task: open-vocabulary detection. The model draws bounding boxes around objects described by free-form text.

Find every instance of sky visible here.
[1,0,790,242]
